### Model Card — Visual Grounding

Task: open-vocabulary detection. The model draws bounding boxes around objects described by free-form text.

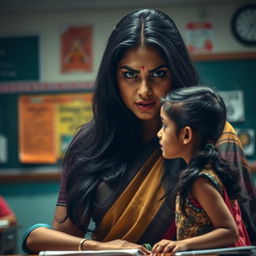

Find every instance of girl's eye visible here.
[152,70,166,78]
[124,71,137,79]
[161,123,167,129]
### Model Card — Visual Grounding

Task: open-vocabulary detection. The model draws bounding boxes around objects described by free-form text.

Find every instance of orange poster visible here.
[19,95,57,163]
[61,25,93,73]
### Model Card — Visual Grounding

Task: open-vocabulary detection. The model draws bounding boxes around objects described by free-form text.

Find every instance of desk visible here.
[0,226,19,254]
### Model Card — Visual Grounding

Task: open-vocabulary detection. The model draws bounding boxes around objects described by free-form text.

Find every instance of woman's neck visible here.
[140,117,161,142]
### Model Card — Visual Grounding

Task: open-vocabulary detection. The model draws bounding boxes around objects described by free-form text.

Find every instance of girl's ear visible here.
[180,126,193,145]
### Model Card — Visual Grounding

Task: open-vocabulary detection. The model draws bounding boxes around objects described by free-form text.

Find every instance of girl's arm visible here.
[152,177,238,254]
[25,206,150,254]
[181,177,239,248]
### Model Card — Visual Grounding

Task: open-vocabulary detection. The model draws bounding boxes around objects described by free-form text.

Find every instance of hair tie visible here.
[205,140,215,151]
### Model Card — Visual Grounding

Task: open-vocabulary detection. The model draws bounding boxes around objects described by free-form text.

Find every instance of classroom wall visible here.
[0,1,255,253]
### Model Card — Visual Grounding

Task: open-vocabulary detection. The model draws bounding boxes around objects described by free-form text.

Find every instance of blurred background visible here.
[0,0,255,253]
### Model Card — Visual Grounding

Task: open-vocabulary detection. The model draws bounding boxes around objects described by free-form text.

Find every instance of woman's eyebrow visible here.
[119,64,168,73]
[148,65,169,73]
[119,65,140,73]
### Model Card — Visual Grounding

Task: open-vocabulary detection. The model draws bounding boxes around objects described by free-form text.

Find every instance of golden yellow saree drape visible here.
[93,149,165,242]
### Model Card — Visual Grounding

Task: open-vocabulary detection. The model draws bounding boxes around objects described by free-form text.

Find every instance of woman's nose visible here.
[138,79,152,98]
[157,129,162,138]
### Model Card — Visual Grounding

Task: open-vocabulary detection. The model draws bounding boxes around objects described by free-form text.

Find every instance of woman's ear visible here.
[180,126,193,145]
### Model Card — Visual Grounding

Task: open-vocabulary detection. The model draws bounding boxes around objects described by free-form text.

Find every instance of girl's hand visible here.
[152,239,188,255]
[87,239,151,255]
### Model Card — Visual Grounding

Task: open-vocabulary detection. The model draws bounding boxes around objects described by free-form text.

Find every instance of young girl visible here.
[154,86,250,255]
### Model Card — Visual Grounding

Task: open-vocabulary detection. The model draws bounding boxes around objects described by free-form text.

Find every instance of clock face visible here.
[231,4,256,46]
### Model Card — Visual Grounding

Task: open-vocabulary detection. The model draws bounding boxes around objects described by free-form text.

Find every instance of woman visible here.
[22,9,256,253]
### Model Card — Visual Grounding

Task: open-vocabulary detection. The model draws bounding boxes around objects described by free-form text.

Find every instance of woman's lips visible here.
[135,100,156,110]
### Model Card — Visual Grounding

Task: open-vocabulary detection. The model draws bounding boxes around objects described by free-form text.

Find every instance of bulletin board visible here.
[0,90,93,172]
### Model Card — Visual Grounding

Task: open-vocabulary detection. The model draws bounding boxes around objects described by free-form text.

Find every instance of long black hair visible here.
[161,86,242,214]
[63,9,199,229]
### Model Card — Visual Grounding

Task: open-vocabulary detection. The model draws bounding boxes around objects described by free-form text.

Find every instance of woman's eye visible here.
[124,72,137,79]
[152,70,166,78]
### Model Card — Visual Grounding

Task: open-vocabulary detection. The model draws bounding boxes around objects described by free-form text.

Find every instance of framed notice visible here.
[0,35,39,81]
[185,21,214,54]
[61,25,93,73]
[218,90,245,122]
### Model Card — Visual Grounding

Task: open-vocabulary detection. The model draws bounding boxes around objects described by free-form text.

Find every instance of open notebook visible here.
[174,246,256,256]
[39,249,143,256]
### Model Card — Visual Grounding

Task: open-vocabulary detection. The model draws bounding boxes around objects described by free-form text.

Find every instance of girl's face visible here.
[116,45,172,124]
[157,107,193,163]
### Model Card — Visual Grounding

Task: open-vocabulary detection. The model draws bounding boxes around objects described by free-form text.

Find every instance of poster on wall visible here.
[18,93,93,164]
[185,21,214,54]
[18,95,57,163]
[56,93,93,156]
[61,25,93,73]
[218,90,245,122]
[236,128,255,156]
[0,35,39,81]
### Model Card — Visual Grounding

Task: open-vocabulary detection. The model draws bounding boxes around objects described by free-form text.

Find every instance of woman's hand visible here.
[152,239,187,255]
[85,239,151,254]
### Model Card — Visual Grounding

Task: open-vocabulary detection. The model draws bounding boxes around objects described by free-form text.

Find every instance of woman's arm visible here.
[25,206,150,254]
[25,206,87,252]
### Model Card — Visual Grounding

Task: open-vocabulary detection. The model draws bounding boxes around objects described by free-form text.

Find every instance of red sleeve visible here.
[0,196,13,217]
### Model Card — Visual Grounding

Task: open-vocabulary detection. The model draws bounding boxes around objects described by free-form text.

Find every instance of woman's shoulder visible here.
[216,121,242,148]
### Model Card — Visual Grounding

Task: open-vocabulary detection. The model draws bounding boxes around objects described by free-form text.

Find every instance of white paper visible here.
[0,134,8,163]
[218,90,245,122]
[39,249,143,256]
[175,245,256,256]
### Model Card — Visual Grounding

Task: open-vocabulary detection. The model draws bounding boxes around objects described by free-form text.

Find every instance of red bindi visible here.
[141,66,145,70]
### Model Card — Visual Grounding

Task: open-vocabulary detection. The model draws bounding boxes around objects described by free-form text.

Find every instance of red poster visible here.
[61,25,93,73]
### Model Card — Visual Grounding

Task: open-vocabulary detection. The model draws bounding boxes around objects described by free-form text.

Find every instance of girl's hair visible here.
[64,9,199,229]
[161,86,242,214]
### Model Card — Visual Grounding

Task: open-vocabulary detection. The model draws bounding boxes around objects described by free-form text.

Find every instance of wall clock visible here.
[231,4,256,46]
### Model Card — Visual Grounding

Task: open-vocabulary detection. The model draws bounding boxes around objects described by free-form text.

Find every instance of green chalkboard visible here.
[0,35,39,81]
[194,58,256,160]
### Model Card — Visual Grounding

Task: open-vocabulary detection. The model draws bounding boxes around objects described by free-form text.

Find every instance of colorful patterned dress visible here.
[175,168,251,246]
